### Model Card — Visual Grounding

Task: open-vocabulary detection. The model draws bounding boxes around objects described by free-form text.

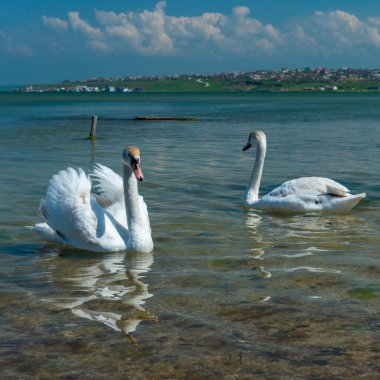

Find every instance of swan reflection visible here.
[244,211,272,280]
[244,211,263,239]
[244,211,368,283]
[46,252,156,343]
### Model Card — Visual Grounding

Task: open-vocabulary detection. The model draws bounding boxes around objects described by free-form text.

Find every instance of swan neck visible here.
[123,165,152,252]
[123,165,140,225]
[246,139,266,203]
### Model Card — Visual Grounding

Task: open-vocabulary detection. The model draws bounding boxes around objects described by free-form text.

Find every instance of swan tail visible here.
[334,192,366,212]
[26,223,66,244]
[349,192,366,205]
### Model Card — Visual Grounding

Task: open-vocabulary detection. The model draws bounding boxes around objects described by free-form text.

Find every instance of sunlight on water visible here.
[0,93,379,378]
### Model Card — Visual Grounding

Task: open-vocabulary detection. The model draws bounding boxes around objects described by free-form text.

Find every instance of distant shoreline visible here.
[3,90,380,95]
[3,88,380,94]
[5,67,380,93]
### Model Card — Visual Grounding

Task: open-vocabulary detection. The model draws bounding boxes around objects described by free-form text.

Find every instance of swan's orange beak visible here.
[132,162,144,181]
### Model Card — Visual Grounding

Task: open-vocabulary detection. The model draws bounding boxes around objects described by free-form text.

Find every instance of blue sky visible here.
[1,1,380,85]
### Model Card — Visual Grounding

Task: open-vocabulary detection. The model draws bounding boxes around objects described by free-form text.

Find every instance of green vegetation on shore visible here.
[12,67,380,93]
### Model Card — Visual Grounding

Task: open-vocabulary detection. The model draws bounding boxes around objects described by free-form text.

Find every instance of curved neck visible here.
[123,165,153,252]
[245,139,266,203]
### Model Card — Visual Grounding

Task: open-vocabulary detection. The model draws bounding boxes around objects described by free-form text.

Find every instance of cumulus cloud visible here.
[289,9,380,57]
[0,30,32,56]
[68,12,102,37]
[42,15,68,31]
[87,39,112,53]
[233,6,250,17]
[39,3,380,63]
[41,1,281,56]
[165,11,227,50]
[65,11,111,52]
[96,2,175,55]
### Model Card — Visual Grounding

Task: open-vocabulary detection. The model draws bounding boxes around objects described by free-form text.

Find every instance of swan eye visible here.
[315,199,320,204]
[128,153,139,164]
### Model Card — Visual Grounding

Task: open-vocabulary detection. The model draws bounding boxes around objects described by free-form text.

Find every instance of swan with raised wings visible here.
[242,131,365,213]
[28,146,153,253]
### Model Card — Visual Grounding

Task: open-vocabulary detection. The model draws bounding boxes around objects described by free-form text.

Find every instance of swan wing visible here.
[90,163,124,203]
[90,163,127,228]
[268,177,350,198]
[324,180,350,197]
[40,167,99,246]
[255,177,364,213]
[30,167,129,252]
[90,164,150,231]
[139,195,151,232]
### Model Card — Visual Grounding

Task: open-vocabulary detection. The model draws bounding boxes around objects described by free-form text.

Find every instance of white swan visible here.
[242,131,366,213]
[28,146,153,253]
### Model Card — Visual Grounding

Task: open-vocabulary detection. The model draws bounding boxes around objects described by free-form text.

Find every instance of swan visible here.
[28,146,153,253]
[242,131,366,213]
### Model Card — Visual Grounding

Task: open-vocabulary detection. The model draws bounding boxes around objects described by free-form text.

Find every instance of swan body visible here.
[243,131,365,213]
[28,147,153,253]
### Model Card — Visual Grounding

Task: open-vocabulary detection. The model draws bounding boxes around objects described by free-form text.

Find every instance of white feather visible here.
[90,163,128,229]
[28,148,153,253]
[243,131,366,213]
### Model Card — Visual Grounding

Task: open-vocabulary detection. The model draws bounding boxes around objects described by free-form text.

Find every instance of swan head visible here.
[242,130,266,151]
[122,146,144,181]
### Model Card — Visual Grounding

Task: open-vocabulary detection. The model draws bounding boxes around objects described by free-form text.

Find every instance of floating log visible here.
[88,115,98,139]
[134,116,197,121]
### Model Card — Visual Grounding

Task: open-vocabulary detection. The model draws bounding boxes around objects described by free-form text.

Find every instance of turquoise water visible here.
[0,92,379,378]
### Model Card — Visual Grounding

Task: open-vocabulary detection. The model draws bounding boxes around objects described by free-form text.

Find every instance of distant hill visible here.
[9,68,380,93]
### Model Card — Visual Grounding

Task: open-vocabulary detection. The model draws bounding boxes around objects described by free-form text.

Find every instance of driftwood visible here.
[134,116,197,121]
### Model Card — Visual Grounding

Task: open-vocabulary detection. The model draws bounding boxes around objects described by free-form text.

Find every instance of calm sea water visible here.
[0,92,379,379]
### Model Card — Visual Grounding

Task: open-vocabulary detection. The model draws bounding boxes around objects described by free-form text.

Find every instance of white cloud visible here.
[96,5,174,55]
[368,17,380,27]
[288,25,316,48]
[66,11,109,52]
[41,16,68,31]
[68,12,102,38]
[168,12,226,44]
[87,39,112,53]
[292,9,380,54]
[233,6,250,17]
[95,11,123,28]
[39,4,380,64]
[41,2,281,56]
[0,30,32,56]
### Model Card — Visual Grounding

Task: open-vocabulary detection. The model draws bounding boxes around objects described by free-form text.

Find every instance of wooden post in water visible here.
[88,115,97,139]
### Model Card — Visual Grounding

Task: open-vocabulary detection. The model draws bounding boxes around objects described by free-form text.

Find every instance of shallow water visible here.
[0,92,379,379]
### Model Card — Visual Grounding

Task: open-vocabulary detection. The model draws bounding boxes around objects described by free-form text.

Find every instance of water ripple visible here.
[284,266,342,274]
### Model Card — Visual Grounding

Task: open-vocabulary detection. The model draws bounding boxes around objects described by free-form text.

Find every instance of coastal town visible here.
[12,67,380,93]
